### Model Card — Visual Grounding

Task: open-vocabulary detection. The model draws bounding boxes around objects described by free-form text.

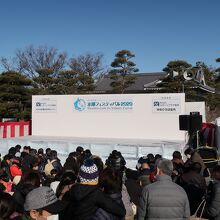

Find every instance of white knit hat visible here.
[79,159,99,183]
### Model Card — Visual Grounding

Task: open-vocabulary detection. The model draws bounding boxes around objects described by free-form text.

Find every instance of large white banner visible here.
[32,93,186,141]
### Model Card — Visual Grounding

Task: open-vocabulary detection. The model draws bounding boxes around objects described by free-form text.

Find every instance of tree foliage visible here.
[69,53,104,78]
[0,57,24,72]
[159,60,220,106]
[163,60,192,74]
[110,50,138,93]
[159,60,193,95]
[0,48,106,96]
[216,58,220,63]
[0,71,32,120]
[68,53,104,92]
[32,68,57,94]
[55,70,78,94]
[1,44,220,120]
[207,58,220,110]
[215,58,220,83]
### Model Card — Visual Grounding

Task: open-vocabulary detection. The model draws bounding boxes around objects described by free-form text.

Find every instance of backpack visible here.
[44,159,55,176]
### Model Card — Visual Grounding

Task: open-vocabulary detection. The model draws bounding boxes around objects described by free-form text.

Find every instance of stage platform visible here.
[1,135,186,168]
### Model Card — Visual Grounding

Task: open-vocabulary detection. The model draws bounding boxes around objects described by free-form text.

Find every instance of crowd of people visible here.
[0,144,219,220]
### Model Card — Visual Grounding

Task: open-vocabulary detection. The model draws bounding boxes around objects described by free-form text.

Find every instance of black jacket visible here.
[179,170,206,215]
[92,192,124,220]
[61,184,126,220]
[125,178,142,206]
[203,180,220,220]
[13,183,36,213]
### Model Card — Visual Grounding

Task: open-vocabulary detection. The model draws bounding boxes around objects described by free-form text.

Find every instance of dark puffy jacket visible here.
[203,180,220,220]
[63,156,79,175]
[125,178,142,206]
[60,184,126,220]
[125,168,142,206]
[13,184,36,213]
[180,170,207,190]
[92,192,124,220]
[179,170,206,215]
[137,175,190,220]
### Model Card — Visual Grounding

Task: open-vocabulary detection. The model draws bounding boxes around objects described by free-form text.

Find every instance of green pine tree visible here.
[0,71,32,120]
[110,50,139,93]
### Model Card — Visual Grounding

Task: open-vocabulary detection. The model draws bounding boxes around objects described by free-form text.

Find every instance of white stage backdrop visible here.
[32,93,186,141]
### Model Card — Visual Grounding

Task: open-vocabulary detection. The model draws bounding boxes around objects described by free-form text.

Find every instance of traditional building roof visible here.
[94,70,216,94]
[95,72,167,93]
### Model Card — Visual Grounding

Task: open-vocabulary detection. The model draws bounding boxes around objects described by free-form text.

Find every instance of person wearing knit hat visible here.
[61,158,126,220]
[79,159,99,185]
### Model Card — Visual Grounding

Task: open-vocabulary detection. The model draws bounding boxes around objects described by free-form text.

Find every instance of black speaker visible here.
[190,113,202,132]
[179,115,190,131]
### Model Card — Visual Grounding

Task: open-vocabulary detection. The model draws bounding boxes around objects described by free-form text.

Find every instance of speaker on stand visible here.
[189,112,202,148]
[179,112,202,148]
[179,115,190,131]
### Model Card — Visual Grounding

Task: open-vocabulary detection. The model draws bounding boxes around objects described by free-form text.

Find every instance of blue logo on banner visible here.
[153,101,160,106]
[74,98,86,111]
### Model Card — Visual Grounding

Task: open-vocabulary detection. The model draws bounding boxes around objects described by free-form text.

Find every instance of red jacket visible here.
[10,165,22,177]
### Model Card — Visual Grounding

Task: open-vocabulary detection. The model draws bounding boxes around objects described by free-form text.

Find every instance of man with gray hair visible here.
[137,158,190,220]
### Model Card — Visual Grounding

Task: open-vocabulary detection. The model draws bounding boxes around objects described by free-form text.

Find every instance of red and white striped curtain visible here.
[0,122,31,139]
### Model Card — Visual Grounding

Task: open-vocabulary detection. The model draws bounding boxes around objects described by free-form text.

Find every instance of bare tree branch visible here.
[69,53,104,78]
[15,45,67,78]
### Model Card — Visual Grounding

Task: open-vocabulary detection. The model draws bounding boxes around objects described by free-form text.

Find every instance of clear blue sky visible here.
[0,0,219,72]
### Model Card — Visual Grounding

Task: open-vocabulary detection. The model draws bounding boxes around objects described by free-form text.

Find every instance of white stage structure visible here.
[2,93,188,168]
[32,93,186,140]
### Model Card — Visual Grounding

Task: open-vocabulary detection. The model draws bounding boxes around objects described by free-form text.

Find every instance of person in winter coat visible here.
[60,159,126,220]
[184,147,206,176]
[10,159,22,178]
[179,162,206,215]
[21,149,38,174]
[171,150,184,182]
[22,186,66,220]
[37,148,47,174]
[56,171,77,200]
[0,168,12,193]
[137,158,151,187]
[0,192,21,220]
[137,158,190,220]
[49,150,63,174]
[203,165,220,219]
[105,150,134,219]
[13,171,40,213]
[93,167,124,220]
[1,154,13,180]
[63,153,80,175]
